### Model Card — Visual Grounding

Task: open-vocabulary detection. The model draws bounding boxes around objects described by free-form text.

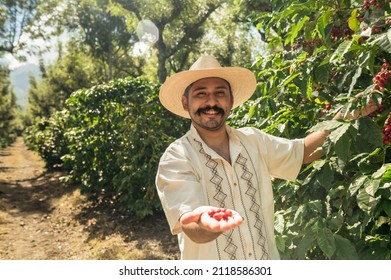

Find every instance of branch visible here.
[169,3,221,56]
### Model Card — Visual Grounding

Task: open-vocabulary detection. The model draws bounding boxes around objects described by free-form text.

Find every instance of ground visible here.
[0,138,180,260]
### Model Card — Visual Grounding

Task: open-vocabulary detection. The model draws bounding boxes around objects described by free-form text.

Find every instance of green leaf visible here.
[382,200,391,217]
[365,179,381,196]
[313,64,330,84]
[279,3,310,19]
[308,120,344,133]
[316,11,333,40]
[381,165,391,182]
[334,131,351,162]
[357,48,376,73]
[357,188,381,214]
[313,159,326,170]
[358,155,381,174]
[316,227,336,259]
[357,149,384,174]
[286,16,310,45]
[330,40,353,64]
[357,117,383,151]
[316,162,334,188]
[248,104,256,119]
[372,32,391,53]
[372,165,388,179]
[329,123,350,144]
[296,230,313,259]
[334,234,359,259]
[328,212,344,230]
[274,214,285,234]
[294,205,306,224]
[276,235,286,253]
[348,9,360,32]
[349,175,368,196]
[308,200,323,213]
[348,67,362,95]
[281,73,300,87]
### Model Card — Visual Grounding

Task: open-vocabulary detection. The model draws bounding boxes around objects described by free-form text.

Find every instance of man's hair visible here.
[183,82,194,99]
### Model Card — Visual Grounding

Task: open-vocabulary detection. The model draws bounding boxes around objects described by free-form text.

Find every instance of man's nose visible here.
[205,94,219,106]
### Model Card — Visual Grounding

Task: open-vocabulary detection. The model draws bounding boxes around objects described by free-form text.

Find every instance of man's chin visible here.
[198,120,225,131]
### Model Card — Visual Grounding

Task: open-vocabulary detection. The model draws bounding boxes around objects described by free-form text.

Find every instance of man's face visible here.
[182,77,233,131]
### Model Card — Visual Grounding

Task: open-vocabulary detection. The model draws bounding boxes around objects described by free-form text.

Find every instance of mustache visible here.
[196,105,225,115]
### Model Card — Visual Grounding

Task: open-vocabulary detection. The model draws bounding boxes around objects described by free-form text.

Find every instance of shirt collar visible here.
[189,124,242,162]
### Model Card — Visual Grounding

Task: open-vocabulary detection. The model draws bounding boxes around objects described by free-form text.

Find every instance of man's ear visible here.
[182,95,189,111]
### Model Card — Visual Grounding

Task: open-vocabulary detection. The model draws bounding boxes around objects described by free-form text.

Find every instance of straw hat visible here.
[159,55,256,118]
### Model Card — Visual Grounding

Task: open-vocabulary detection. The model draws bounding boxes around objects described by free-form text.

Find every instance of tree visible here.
[0,0,38,54]
[0,65,22,147]
[25,40,101,122]
[115,0,233,83]
[32,0,141,82]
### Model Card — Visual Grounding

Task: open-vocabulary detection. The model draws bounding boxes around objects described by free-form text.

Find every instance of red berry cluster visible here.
[363,0,383,10]
[372,60,391,92]
[208,208,233,221]
[330,26,354,41]
[383,113,391,145]
[359,1,391,36]
[291,38,323,55]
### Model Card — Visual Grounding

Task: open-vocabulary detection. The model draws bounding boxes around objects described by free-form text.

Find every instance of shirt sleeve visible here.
[262,132,304,181]
[155,141,204,235]
[242,128,304,181]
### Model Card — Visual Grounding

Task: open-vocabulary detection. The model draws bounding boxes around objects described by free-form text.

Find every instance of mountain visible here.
[10,63,41,110]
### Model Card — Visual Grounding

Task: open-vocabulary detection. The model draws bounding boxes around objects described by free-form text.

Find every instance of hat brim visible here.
[159,67,256,119]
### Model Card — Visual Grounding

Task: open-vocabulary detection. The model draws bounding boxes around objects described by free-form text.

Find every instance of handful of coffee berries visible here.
[208,208,233,221]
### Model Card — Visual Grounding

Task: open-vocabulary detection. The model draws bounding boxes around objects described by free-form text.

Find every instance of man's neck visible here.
[192,122,231,163]
[193,123,227,144]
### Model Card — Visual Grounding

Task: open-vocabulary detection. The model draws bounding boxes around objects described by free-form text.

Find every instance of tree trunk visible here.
[156,34,168,83]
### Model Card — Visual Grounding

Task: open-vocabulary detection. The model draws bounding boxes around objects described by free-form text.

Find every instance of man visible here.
[155,55,377,260]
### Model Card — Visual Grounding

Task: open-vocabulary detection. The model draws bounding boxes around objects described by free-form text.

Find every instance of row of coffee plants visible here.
[24,78,189,218]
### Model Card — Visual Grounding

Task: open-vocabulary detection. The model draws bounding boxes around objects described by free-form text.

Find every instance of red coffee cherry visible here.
[208,208,233,221]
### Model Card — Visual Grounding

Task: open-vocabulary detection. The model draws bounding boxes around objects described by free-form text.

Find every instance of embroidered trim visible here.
[193,138,237,260]
[236,154,269,259]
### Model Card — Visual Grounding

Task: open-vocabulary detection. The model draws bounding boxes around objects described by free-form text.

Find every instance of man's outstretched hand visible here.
[180,206,243,233]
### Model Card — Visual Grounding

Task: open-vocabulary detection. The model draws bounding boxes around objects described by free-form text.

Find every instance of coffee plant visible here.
[24,110,70,168]
[228,0,391,259]
[25,78,189,218]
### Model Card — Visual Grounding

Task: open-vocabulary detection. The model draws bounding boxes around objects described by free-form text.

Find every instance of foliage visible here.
[0,0,38,54]
[24,109,69,167]
[32,0,258,84]
[0,66,23,147]
[25,41,102,124]
[228,0,391,259]
[25,78,189,218]
[114,0,226,83]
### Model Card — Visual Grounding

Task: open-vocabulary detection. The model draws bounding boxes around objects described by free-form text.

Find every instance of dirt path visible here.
[0,138,179,260]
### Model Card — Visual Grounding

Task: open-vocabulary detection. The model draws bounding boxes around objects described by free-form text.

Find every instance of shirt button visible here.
[234,183,237,186]
[248,253,253,257]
